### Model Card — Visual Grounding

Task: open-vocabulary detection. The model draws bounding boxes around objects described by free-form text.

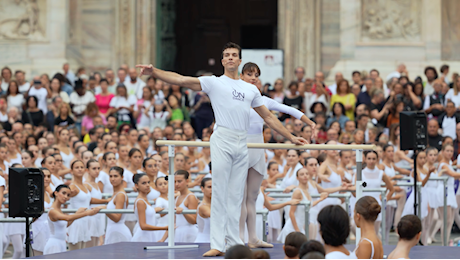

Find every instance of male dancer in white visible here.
[136,42,307,257]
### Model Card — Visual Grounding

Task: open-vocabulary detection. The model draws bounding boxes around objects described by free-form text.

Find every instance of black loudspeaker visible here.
[8,168,44,217]
[400,111,428,150]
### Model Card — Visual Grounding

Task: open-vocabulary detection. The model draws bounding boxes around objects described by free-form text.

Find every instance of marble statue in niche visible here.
[361,0,421,42]
[0,0,46,41]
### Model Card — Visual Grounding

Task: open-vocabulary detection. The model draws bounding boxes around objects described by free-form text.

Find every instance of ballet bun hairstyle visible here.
[397,215,422,241]
[296,167,307,177]
[109,166,124,177]
[11,163,22,167]
[242,62,261,76]
[155,176,167,186]
[284,232,308,258]
[200,177,212,188]
[133,173,147,184]
[355,196,381,222]
[52,184,70,198]
[287,149,301,156]
[299,240,325,259]
[142,157,154,168]
[86,159,99,169]
[267,161,278,170]
[40,156,54,166]
[129,148,141,157]
[175,170,189,180]
[317,205,349,246]
[71,160,84,169]
[102,152,114,161]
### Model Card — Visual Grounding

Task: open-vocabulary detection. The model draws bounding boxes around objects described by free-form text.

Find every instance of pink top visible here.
[81,114,107,131]
[95,93,115,114]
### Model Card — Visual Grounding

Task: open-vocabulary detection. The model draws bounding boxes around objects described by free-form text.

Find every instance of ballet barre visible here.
[156,140,375,248]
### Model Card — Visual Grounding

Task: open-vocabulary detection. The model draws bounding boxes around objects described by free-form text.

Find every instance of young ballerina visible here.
[143,158,163,200]
[104,166,133,244]
[97,152,117,194]
[67,160,93,250]
[174,170,199,242]
[85,159,110,247]
[154,176,169,242]
[124,148,144,232]
[317,141,346,209]
[195,178,212,243]
[117,145,130,169]
[380,144,410,243]
[356,151,394,234]
[31,168,53,256]
[21,150,35,168]
[56,129,74,169]
[353,196,383,259]
[401,151,431,244]
[270,149,287,174]
[317,205,356,259]
[159,151,169,176]
[436,144,460,244]
[131,174,168,242]
[278,168,328,243]
[43,185,101,255]
[388,215,422,259]
[424,147,442,244]
[41,156,60,192]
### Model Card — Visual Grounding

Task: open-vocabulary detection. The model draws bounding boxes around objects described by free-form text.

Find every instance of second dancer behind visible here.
[137,42,308,256]
[238,62,316,248]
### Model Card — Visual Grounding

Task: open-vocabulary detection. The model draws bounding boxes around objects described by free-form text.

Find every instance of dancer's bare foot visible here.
[203,249,224,257]
[248,240,274,248]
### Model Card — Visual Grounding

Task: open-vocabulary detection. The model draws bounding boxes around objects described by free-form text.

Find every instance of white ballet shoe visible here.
[427,237,432,245]
[248,240,274,248]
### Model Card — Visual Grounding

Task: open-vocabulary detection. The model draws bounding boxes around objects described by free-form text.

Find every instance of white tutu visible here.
[43,237,66,255]
[66,218,91,244]
[268,210,282,230]
[174,225,198,243]
[4,221,25,236]
[30,214,51,252]
[105,225,132,244]
[88,214,106,237]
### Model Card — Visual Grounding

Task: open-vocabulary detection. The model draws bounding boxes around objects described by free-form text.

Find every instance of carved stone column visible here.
[278,0,321,81]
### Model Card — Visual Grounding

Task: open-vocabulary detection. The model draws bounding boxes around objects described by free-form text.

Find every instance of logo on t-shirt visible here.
[232,89,245,101]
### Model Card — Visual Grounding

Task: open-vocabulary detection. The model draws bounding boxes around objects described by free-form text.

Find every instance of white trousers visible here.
[210,126,248,252]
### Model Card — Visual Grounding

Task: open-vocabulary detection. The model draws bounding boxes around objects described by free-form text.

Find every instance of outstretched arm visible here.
[253,105,308,145]
[136,64,202,91]
[264,97,316,130]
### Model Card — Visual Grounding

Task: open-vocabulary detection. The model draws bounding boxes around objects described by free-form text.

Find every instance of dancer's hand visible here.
[88,207,101,216]
[76,207,87,214]
[290,136,309,145]
[175,207,183,214]
[319,192,328,201]
[136,64,154,76]
[289,199,301,205]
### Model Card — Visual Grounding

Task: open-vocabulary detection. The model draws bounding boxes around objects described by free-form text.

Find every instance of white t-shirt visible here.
[326,250,357,259]
[69,91,96,121]
[441,116,457,139]
[18,82,30,93]
[124,78,146,99]
[329,83,337,95]
[1,80,9,92]
[7,94,24,112]
[28,87,48,114]
[445,88,460,108]
[198,75,264,131]
[109,95,137,121]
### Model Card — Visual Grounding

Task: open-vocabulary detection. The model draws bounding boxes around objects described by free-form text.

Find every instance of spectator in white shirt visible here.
[328,72,344,95]
[424,66,438,96]
[1,67,12,93]
[69,79,96,131]
[15,70,30,94]
[108,84,137,126]
[105,69,118,94]
[28,76,50,114]
[445,75,460,109]
[385,63,407,81]
[438,101,460,139]
[6,81,24,113]
[63,63,75,87]
[125,68,146,99]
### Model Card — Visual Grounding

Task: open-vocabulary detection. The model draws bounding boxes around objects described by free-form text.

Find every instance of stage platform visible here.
[30,242,460,259]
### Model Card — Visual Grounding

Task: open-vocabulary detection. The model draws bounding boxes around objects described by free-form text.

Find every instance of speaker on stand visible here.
[399,112,427,226]
[8,168,44,257]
